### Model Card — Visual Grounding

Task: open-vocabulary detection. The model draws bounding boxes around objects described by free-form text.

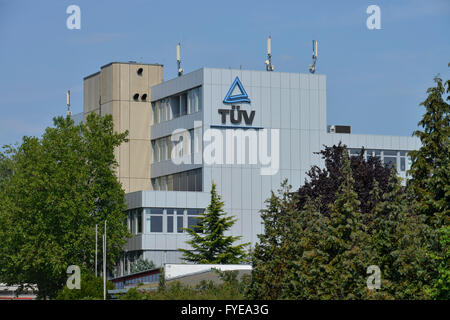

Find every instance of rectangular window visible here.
[400,157,406,171]
[195,168,202,192]
[180,93,188,115]
[152,102,159,124]
[145,208,163,233]
[168,175,173,191]
[188,170,195,191]
[128,211,132,234]
[179,172,187,191]
[137,208,142,234]
[181,94,187,116]
[383,156,397,168]
[168,139,173,160]
[167,215,174,233]
[177,216,184,233]
[154,140,160,162]
[166,209,175,233]
[187,216,201,232]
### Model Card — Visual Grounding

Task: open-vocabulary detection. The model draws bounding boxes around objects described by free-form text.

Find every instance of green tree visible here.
[367,170,435,299]
[407,71,449,228]
[407,68,449,298]
[55,269,115,300]
[0,113,130,299]
[130,257,156,274]
[249,180,300,299]
[430,225,450,299]
[179,182,249,264]
[284,152,370,299]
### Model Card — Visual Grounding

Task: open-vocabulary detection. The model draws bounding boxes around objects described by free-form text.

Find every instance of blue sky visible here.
[0,0,449,147]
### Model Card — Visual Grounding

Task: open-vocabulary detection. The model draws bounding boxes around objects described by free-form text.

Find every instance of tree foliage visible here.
[179,182,249,264]
[407,68,449,298]
[296,143,391,218]
[251,149,435,299]
[250,67,449,299]
[55,269,115,300]
[130,258,156,274]
[0,113,130,299]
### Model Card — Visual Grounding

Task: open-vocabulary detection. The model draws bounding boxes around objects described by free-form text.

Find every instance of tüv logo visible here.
[219,77,255,125]
[223,77,251,104]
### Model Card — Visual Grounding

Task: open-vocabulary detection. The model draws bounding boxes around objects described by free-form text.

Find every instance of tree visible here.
[407,68,449,298]
[407,71,449,227]
[296,143,392,218]
[0,113,130,299]
[251,148,436,299]
[55,269,115,300]
[130,258,156,274]
[281,151,370,299]
[249,180,301,299]
[366,170,435,299]
[179,182,249,264]
[430,225,450,299]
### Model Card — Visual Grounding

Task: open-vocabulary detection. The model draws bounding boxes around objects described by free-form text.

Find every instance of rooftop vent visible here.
[328,125,351,134]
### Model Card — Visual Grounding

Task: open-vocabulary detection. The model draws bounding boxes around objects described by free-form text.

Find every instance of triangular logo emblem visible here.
[223,77,251,104]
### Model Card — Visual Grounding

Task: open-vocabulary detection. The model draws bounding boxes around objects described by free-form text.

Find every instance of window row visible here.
[152,127,202,163]
[152,168,202,192]
[152,87,202,124]
[127,207,204,234]
[348,149,410,172]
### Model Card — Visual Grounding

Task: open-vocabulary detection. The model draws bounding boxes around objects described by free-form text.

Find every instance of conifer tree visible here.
[407,68,449,298]
[367,170,435,299]
[313,151,369,299]
[408,71,449,227]
[179,182,249,264]
[269,152,370,299]
[249,180,300,299]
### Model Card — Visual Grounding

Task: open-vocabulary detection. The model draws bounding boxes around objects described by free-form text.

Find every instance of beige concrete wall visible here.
[83,62,163,193]
[83,73,100,115]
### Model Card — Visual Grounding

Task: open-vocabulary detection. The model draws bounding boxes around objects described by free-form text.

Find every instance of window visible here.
[137,208,142,234]
[151,169,202,192]
[400,157,406,171]
[151,87,202,125]
[128,211,133,233]
[187,209,203,233]
[152,102,159,124]
[167,209,174,233]
[129,208,206,234]
[177,209,184,233]
[145,208,163,233]
[168,175,174,191]
[384,156,397,168]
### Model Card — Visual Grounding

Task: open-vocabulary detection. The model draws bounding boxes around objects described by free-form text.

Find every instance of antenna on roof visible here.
[309,40,318,74]
[66,90,72,117]
[177,42,183,77]
[265,35,274,71]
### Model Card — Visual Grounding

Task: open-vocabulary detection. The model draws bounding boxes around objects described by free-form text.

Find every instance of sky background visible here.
[0,0,449,147]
